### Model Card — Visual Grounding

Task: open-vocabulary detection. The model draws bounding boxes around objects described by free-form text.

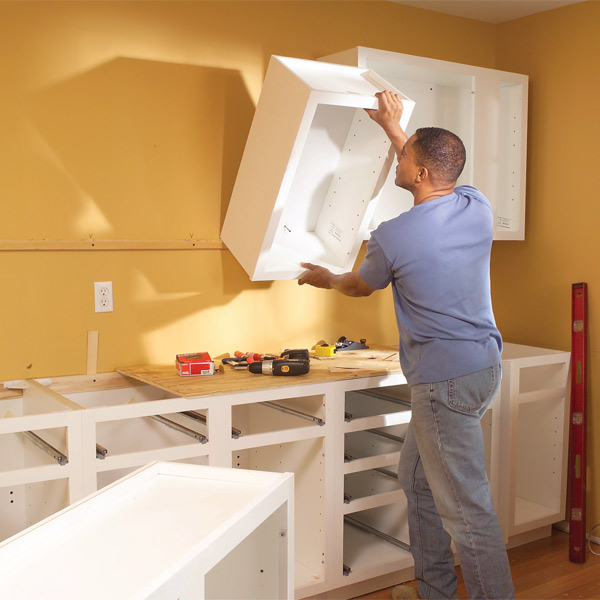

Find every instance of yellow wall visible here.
[493,0,600,536]
[0,0,495,380]
[0,1,597,529]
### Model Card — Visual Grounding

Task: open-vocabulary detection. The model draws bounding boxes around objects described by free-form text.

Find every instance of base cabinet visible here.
[0,462,294,599]
[497,343,571,541]
[0,342,569,599]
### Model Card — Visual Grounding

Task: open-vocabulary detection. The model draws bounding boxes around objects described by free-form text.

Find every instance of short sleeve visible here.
[359,235,393,290]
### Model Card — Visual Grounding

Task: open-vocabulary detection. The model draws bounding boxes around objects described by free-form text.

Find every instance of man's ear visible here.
[415,167,429,184]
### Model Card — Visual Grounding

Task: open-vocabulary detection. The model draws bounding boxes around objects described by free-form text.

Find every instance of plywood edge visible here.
[0,388,23,401]
[116,366,185,398]
[46,372,145,395]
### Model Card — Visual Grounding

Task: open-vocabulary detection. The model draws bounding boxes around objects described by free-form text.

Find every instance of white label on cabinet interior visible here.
[327,222,344,242]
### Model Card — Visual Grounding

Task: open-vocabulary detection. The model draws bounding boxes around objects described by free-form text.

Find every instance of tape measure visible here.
[315,344,336,357]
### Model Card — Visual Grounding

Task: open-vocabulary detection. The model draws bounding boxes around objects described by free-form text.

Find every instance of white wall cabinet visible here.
[221,55,415,281]
[0,462,294,600]
[0,343,568,599]
[319,47,529,241]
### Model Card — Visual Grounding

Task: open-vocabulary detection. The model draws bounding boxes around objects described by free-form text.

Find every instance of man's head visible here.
[395,127,466,193]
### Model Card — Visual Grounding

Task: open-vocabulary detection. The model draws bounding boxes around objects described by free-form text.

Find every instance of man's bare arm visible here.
[365,90,408,156]
[298,263,376,297]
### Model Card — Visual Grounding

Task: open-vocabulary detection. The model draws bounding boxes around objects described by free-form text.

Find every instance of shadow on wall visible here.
[22,55,273,310]
[25,56,254,242]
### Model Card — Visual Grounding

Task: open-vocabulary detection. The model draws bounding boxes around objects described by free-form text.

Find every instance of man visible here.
[298,91,514,600]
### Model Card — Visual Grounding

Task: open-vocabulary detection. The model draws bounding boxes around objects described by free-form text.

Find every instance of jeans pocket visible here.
[446,369,492,415]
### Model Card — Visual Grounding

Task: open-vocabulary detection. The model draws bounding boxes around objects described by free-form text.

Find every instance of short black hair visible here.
[413,127,466,185]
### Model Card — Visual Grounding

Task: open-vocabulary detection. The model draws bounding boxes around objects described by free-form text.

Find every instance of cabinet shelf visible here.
[344,452,402,476]
[343,521,412,579]
[232,395,325,440]
[343,490,405,515]
[514,497,559,527]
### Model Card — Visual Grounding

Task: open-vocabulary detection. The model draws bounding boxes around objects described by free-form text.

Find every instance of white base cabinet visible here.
[0,462,294,599]
[0,343,569,599]
[497,343,571,540]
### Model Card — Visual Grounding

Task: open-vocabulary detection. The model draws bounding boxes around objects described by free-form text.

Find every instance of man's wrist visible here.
[386,124,406,141]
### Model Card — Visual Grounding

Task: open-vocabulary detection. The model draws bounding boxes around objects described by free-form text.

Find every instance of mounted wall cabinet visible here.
[319,47,528,241]
[221,55,415,281]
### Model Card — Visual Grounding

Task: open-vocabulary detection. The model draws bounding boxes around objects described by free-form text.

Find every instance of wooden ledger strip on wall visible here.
[0,239,225,251]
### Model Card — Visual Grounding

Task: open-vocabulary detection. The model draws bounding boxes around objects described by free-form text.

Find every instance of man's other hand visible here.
[298,262,333,289]
[298,263,376,297]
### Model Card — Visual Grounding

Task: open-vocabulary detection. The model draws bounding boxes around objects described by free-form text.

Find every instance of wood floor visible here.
[354,529,600,599]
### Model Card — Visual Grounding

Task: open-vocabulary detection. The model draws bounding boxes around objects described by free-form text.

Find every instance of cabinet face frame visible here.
[221,55,415,281]
[319,46,529,241]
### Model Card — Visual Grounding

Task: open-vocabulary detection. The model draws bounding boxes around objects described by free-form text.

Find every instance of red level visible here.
[569,282,588,563]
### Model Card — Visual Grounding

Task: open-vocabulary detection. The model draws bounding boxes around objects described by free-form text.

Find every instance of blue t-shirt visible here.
[359,185,502,386]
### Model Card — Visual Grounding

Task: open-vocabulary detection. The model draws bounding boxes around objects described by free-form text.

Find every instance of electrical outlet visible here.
[94,281,113,313]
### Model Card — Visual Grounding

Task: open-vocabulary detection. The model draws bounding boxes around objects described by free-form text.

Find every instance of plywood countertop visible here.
[117,347,403,399]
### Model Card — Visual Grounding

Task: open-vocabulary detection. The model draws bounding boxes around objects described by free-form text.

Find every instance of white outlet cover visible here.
[94,281,113,313]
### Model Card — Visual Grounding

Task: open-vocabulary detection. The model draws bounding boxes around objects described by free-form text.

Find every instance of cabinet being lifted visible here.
[221,55,415,281]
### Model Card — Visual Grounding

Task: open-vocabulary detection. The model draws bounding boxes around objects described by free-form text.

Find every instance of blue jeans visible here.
[398,365,514,599]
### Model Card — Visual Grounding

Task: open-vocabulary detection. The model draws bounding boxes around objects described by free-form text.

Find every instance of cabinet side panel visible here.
[250,438,325,581]
[0,406,26,540]
[472,73,500,221]
[496,82,525,238]
[315,110,392,262]
[221,59,311,279]
[204,507,285,599]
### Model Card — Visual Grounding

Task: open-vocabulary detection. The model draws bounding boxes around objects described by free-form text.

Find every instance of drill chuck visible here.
[248,358,310,376]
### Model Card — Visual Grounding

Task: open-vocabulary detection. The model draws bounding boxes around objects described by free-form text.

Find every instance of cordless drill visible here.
[248,349,310,376]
